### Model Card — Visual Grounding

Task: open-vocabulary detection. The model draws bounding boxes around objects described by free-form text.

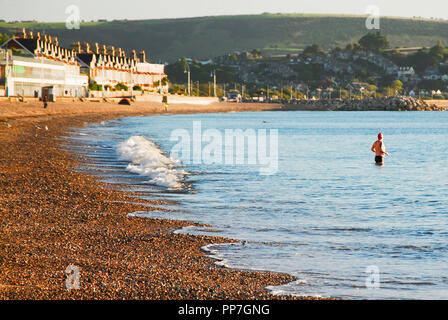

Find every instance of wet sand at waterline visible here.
[0,100,314,299]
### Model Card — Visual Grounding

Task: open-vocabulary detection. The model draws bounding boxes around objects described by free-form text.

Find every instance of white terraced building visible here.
[74,42,167,92]
[1,29,168,97]
[0,32,88,98]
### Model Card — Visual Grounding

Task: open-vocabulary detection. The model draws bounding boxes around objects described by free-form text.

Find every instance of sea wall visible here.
[134,94,219,105]
[85,91,219,105]
[282,97,446,111]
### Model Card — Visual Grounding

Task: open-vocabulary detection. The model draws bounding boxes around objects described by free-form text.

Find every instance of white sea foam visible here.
[117,135,186,189]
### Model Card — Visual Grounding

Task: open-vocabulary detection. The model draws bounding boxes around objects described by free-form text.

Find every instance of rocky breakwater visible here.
[283,96,446,111]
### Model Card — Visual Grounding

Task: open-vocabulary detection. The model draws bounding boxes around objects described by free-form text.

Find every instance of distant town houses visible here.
[208,43,448,99]
[323,59,354,75]
[326,49,399,75]
[0,28,167,98]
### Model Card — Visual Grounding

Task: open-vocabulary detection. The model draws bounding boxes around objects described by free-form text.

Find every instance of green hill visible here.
[1,13,448,62]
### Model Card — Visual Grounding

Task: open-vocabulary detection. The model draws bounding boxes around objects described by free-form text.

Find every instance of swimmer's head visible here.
[378,133,383,140]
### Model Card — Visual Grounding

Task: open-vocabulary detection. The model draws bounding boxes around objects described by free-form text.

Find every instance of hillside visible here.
[1,13,448,62]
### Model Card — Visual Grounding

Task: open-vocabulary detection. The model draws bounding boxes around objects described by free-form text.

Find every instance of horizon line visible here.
[2,12,448,25]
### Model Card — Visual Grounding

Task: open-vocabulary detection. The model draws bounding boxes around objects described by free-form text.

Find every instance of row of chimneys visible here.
[95,53,136,70]
[36,39,76,63]
[16,28,147,63]
[16,28,60,46]
[16,28,76,64]
[71,41,146,62]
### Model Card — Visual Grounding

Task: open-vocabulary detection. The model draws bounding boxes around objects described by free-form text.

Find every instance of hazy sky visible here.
[1,0,448,22]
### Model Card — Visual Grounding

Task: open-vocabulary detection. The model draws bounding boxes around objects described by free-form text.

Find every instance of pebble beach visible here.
[0,100,314,300]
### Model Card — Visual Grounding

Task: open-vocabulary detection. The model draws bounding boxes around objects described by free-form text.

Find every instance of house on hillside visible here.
[423,73,441,80]
[199,59,213,65]
[397,67,416,81]
[423,66,439,79]
[323,59,354,75]
[358,52,399,75]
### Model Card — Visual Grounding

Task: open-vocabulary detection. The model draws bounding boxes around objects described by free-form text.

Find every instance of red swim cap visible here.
[378,133,383,140]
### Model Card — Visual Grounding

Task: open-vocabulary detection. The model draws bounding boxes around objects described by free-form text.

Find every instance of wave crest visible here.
[117,135,186,189]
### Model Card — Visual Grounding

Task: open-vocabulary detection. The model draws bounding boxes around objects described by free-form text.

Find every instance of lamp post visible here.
[328,88,333,100]
[5,48,9,97]
[39,48,43,98]
[210,69,217,97]
[184,64,191,96]
[130,63,134,99]
[102,65,106,98]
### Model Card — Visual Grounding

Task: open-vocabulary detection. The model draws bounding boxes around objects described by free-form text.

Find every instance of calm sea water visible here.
[66,111,448,299]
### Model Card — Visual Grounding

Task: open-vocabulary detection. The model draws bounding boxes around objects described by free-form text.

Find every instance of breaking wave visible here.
[117,135,186,189]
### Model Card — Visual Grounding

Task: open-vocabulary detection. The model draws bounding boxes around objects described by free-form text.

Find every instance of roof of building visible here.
[76,53,95,66]
[13,38,39,55]
[1,38,38,56]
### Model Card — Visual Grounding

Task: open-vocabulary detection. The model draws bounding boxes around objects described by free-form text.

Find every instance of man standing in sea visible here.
[371,133,389,166]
